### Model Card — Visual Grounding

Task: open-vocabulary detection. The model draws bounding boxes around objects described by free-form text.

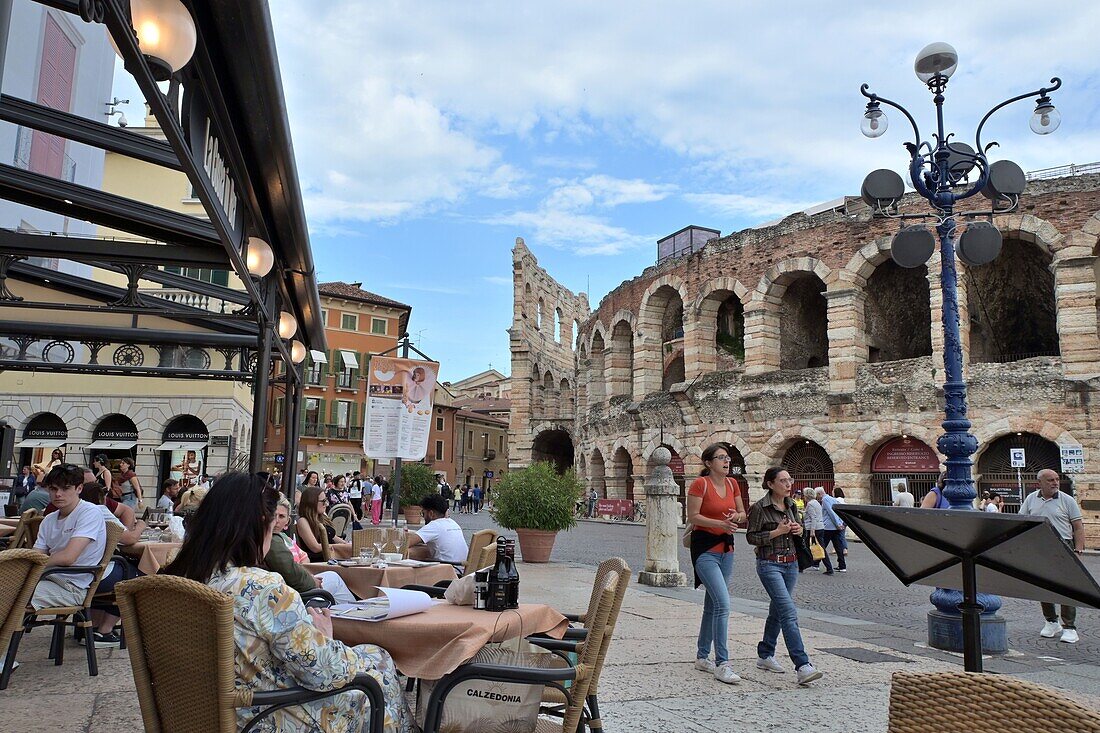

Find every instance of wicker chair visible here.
[352,527,409,558]
[463,529,499,577]
[888,671,1100,732]
[0,549,48,689]
[116,574,386,733]
[421,576,620,733]
[0,509,42,550]
[2,521,123,686]
[535,558,630,732]
[329,503,354,540]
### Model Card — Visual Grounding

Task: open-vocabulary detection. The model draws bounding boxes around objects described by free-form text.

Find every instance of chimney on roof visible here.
[350,282,362,288]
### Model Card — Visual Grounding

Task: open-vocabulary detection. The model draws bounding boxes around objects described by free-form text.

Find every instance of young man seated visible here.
[31,465,108,612]
[408,494,469,573]
[157,479,181,512]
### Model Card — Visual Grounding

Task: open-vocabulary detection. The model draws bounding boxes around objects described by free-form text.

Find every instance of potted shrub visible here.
[490,462,580,562]
[397,462,438,525]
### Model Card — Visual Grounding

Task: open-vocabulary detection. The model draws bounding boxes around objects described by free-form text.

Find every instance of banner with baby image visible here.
[363,355,439,460]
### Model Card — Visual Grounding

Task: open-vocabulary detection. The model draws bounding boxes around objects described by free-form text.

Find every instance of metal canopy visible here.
[14,438,67,449]
[85,439,137,450]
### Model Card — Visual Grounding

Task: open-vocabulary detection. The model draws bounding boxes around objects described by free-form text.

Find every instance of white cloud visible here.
[482,275,512,285]
[683,192,820,222]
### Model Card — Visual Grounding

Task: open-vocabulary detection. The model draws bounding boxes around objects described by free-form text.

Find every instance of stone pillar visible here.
[638,447,688,587]
[1052,250,1100,378]
[825,285,866,393]
[743,296,780,375]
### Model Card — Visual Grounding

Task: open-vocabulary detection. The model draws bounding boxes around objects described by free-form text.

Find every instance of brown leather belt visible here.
[764,553,797,563]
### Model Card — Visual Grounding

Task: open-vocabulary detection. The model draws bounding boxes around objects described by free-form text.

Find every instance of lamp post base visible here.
[637,570,688,588]
[927,609,1008,655]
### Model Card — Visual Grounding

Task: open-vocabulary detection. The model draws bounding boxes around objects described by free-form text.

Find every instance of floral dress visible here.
[207,565,410,733]
[327,486,353,510]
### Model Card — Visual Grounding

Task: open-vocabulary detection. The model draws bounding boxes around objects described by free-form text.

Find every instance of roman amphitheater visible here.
[509,173,1100,546]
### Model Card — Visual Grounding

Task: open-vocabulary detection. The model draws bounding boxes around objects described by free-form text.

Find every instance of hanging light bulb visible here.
[289,339,307,364]
[109,0,197,81]
[861,103,888,138]
[1030,98,1061,135]
[278,311,298,339]
[245,237,275,278]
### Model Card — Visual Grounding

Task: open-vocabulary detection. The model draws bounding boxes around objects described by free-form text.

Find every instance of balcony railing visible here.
[301,422,363,441]
[336,371,356,389]
[137,287,233,313]
[304,367,322,385]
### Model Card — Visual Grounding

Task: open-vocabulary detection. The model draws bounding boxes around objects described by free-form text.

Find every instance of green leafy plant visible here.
[490,462,581,532]
[716,331,745,360]
[398,462,439,508]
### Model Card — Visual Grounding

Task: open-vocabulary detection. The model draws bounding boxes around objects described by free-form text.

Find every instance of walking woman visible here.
[747,467,824,685]
[686,442,747,684]
[801,488,833,575]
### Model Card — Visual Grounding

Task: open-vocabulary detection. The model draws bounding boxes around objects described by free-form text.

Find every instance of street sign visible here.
[1060,445,1084,474]
[1009,448,1026,469]
[484,471,494,478]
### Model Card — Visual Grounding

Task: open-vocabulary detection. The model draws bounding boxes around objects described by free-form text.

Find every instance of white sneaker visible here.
[796,664,823,685]
[1040,620,1062,638]
[1060,628,1080,644]
[694,657,716,673]
[714,661,741,684]
[756,656,786,673]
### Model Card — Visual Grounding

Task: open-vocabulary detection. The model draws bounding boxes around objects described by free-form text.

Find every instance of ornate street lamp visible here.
[104,0,198,81]
[859,41,1061,655]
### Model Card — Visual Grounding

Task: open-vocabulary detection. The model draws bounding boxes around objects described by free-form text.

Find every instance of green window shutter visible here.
[321,350,331,377]
[299,401,307,430]
[318,399,326,427]
[212,269,229,286]
[330,400,339,423]
[349,402,358,427]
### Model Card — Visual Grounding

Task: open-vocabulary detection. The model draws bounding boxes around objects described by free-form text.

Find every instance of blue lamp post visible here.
[859,42,1062,664]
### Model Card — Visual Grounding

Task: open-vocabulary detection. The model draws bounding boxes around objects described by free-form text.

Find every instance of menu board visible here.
[363,356,439,460]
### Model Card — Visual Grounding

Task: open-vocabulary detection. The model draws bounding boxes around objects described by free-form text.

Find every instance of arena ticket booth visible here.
[870,436,941,505]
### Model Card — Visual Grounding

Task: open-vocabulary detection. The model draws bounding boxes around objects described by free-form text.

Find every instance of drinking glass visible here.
[373,541,384,565]
[359,547,375,566]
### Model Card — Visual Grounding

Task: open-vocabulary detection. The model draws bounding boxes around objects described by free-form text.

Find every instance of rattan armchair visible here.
[352,527,410,558]
[421,577,619,733]
[329,503,354,540]
[3,521,123,686]
[888,671,1100,733]
[0,509,42,550]
[0,549,48,689]
[116,574,386,733]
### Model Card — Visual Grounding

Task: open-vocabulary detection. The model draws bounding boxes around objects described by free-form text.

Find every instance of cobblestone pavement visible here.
[453,511,1100,666]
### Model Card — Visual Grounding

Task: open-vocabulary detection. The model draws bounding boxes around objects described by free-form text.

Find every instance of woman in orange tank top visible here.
[685,442,747,684]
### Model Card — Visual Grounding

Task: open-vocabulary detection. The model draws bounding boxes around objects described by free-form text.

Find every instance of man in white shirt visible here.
[31,464,107,610]
[1020,469,1085,644]
[893,486,915,508]
[157,479,180,513]
[408,494,469,573]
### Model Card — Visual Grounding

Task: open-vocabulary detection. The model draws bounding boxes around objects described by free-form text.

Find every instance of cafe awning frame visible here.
[85,439,138,451]
[155,441,209,453]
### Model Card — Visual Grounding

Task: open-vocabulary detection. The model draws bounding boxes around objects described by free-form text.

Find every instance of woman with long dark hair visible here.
[746,467,823,685]
[296,485,350,562]
[162,473,410,732]
[685,442,747,684]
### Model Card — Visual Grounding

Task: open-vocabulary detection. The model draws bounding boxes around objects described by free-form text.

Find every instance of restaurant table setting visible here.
[303,559,457,599]
[120,540,182,575]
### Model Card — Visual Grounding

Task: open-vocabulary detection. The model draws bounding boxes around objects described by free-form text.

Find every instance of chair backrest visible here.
[9,508,42,550]
[461,529,498,577]
[117,574,238,733]
[586,558,630,695]
[562,575,619,733]
[77,521,125,608]
[888,671,1100,733]
[319,523,333,561]
[0,549,47,656]
[352,527,385,556]
[328,504,353,539]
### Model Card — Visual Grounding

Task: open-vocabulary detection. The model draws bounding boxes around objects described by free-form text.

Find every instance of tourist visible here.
[157,479,181,513]
[348,471,364,517]
[893,484,915,507]
[162,473,411,732]
[407,494,469,572]
[296,486,350,562]
[83,482,144,647]
[1020,469,1084,644]
[817,487,847,573]
[472,484,483,513]
[747,467,823,685]
[920,473,951,509]
[587,487,598,518]
[17,467,47,512]
[266,496,356,603]
[369,477,383,525]
[460,485,470,514]
[832,487,849,556]
[801,488,832,574]
[28,465,107,611]
[983,491,1004,513]
[91,454,112,490]
[451,482,461,513]
[114,457,141,509]
[685,442,747,684]
[326,474,358,521]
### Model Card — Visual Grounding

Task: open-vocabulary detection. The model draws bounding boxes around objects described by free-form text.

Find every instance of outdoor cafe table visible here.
[120,541,182,575]
[303,561,457,599]
[0,518,18,539]
[331,602,570,680]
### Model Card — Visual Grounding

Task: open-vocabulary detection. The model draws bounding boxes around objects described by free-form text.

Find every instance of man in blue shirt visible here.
[817,488,847,573]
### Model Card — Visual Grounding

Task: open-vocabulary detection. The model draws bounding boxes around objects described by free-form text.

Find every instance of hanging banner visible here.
[364,356,440,460]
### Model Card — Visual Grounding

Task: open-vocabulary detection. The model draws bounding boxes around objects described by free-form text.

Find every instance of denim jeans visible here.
[822,529,846,570]
[756,559,810,669]
[696,550,734,664]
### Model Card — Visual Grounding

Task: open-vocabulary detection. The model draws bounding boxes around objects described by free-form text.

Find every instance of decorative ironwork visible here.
[12,335,36,360]
[110,264,151,307]
[113,344,144,367]
[217,347,237,371]
[77,0,108,24]
[85,340,109,365]
[0,254,25,301]
[187,347,211,370]
[42,340,75,364]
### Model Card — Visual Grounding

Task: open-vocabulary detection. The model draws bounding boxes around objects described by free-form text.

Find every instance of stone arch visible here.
[554,307,563,343]
[609,444,637,501]
[976,430,1074,506]
[531,426,574,474]
[523,282,533,320]
[609,319,634,399]
[972,417,1079,466]
[693,277,750,375]
[761,425,833,468]
[853,421,942,475]
[638,276,688,396]
[588,328,607,406]
[861,253,933,363]
[559,377,574,417]
[589,447,607,498]
[755,259,834,372]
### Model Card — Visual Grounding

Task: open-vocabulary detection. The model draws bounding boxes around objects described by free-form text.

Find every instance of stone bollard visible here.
[638,447,687,587]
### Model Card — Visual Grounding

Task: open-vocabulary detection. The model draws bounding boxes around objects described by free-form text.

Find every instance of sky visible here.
[112,1,1100,383]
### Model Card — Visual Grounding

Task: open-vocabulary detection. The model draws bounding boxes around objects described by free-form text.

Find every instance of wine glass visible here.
[373,541,385,566]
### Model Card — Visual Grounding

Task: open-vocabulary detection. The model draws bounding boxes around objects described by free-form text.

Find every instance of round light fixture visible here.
[957,222,1003,267]
[861,168,906,210]
[914,42,958,83]
[1030,98,1061,135]
[245,236,275,278]
[289,339,307,364]
[278,311,298,339]
[861,104,888,138]
[891,225,936,268]
[110,0,197,81]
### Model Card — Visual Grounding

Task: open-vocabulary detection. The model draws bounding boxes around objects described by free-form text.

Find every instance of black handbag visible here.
[795,539,814,571]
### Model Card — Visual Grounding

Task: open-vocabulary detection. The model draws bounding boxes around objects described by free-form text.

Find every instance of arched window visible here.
[977,432,1070,509]
[609,321,634,398]
[779,274,829,370]
[554,308,563,343]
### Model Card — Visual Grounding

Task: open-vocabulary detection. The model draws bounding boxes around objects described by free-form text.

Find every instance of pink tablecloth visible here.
[332,602,568,680]
[120,542,182,575]
[303,562,457,599]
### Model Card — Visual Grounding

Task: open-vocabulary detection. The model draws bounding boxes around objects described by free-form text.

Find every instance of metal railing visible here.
[301,423,363,441]
[336,372,356,389]
[137,287,232,313]
[1026,161,1100,180]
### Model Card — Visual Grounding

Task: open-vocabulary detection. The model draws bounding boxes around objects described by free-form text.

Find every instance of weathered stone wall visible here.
[509,176,1100,546]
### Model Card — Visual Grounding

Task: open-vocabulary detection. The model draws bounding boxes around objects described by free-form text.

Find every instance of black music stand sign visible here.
[834,505,1100,672]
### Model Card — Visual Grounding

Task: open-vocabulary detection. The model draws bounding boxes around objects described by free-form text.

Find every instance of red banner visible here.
[872,437,940,473]
[596,499,634,517]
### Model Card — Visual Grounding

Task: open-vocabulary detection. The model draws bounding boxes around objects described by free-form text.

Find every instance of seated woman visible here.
[296,485,351,562]
[163,473,410,733]
[266,495,356,604]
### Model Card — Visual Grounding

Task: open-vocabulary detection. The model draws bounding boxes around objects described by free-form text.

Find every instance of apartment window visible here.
[435,416,444,431]
[320,309,328,326]
[335,401,351,438]
[341,313,358,330]
[482,433,489,453]
[435,440,444,461]
[371,318,387,335]
[304,398,320,429]
[467,431,473,449]
[164,266,229,285]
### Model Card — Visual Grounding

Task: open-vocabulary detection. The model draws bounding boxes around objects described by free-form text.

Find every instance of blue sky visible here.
[113,2,1100,383]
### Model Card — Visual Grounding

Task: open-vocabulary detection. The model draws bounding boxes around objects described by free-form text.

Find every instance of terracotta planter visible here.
[516,528,558,563]
[402,506,423,525]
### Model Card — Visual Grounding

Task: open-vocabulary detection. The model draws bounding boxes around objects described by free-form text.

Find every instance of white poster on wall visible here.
[363,355,439,460]
[1060,445,1084,474]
